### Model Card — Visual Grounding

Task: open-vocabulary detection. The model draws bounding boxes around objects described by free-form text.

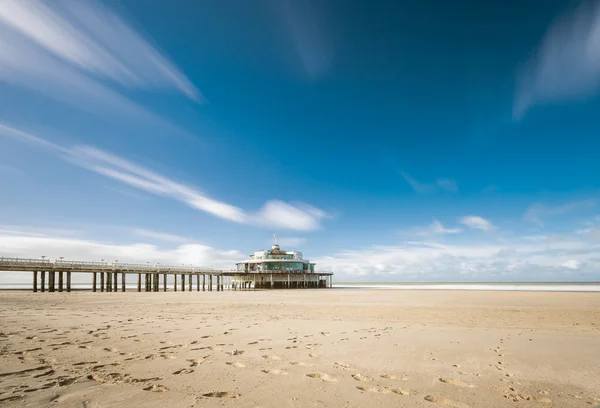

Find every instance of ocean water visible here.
[335,282,600,292]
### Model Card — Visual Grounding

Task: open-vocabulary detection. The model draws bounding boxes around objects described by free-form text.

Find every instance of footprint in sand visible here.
[261,369,288,375]
[334,362,351,370]
[391,388,410,395]
[172,368,194,375]
[439,378,474,388]
[144,384,168,392]
[352,374,373,382]
[226,362,245,368]
[103,347,118,353]
[306,373,337,382]
[380,374,397,379]
[357,386,390,393]
[289,361,310,367]
[203,391,241,398]
[262,354,282,360]
[425,395,469,408]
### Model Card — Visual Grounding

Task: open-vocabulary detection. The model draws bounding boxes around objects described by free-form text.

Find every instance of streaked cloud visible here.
[400,172,458,194]
[0,123,329,232]
[0,164,25,176]
[133,228,189,244]
[514,1,600,117]
[317,234,600,281]
[412,219,462,236]
[524,199,595,226]
[436,178,458,193]
[0,228,241,269]
[278,0,333,79]
[0,0,201,100]
[276,237,307,247]
[458,215,494,231]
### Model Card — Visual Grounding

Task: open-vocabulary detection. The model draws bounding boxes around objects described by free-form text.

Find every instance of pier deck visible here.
[0,257,333,292]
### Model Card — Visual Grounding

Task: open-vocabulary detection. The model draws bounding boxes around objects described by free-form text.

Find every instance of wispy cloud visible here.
[436,178,458,193]
[278,0,333,79]
[0,228,241,268]
[458,216,494,231]
[524,199,595,226]
[276,237,307,247]
[317,233,600,281]
[514,1,600,118]
[412,219,462,236]
[400,172,458,194]
[0,123,329,232]
[0,1,201,99]
[0,164,25,176]
[0,0,200,129]
[133,228,189,244]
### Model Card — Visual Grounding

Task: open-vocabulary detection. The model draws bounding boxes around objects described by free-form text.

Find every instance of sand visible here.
[0,289,599,407]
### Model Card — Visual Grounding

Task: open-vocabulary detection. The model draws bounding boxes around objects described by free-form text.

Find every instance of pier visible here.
[0,257,334,292]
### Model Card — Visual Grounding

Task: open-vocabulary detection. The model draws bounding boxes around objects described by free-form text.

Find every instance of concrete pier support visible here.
[188,275,192,292]
[40,271,45,292]
[67,272,71,292]
[209,275,213,291]
[202,275,206,291]
[92,272,97,292]
[58,271,64,292]
[174,274,177,292]
[181,274,185,292]
[33,271,38,292]
[137,274,141,292]
[163,273,167,292]
[155,274,159,292]
[196,275,200,291]
[49,271,56,292]
[122,273,126,292]
[100,272,105,292]
[113,272,118,292]
[144,274,148,292]
[106,272,111,292]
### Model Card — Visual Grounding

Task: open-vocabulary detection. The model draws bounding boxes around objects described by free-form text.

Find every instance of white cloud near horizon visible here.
[401,172,458,194]
[458,216,494,231]
[0,0,201,100]
[133,228,189,244]
[412,219,462,236]
[317,234,600,281]
[524,199,595,227]
[0,123,329,232]
[0,230,241,269]
[514,0,600,117]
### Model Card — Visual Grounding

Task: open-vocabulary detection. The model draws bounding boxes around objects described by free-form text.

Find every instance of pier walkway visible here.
[0,257,333,292]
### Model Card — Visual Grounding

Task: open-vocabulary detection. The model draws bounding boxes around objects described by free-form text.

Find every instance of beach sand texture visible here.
[0,289,599,407]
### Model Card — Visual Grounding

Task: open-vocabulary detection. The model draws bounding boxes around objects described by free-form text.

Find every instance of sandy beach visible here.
[1,289,599,407]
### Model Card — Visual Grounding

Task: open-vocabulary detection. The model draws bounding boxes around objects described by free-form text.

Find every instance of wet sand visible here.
[0,289,599,407]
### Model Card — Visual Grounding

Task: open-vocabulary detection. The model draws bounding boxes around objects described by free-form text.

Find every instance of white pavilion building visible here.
[233,241,332,289]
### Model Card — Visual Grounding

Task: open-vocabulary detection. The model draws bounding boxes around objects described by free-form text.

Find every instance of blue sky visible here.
[1,0,600,282]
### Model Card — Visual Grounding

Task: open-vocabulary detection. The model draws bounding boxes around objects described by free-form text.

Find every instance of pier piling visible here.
[40,271,45,292]
[174,274,177,292]
[181,274,185,292]
[100,272,105,292]
[67,272,71,292]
